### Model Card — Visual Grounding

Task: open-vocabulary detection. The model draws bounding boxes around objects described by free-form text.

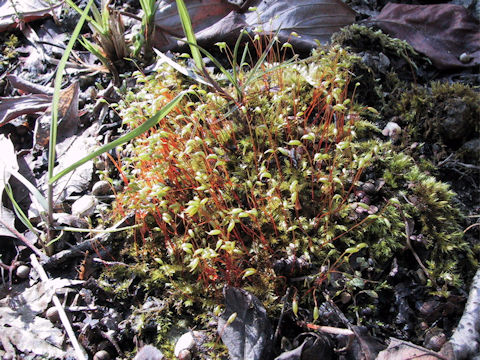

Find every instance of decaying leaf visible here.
[0,94,51,126]
[0,278,83,358]
[218,286,273,360]
[34,81,80,150]
[155,0,356,52]
[6,74,55,96]
[0,0,62,32]
[376,338,443,360]
[368,3,480,69]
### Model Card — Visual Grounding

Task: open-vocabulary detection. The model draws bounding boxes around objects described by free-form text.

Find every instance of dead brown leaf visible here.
[0,0,62,32]
[154,0,238,50]
[155,0,356,52]
[33,81,80,149]
[0,95,51,126]
[376,338,449,360]
[368,3,480,69]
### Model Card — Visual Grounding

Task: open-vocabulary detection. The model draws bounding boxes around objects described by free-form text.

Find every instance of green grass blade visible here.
[64,0,101,34]
[175,0,203,69]
[4,183,39,236]
[79,36,110,68]
[231,30,245,89]
[181,40,241,100]
[10,170,48,211]
[243,29,281,90]
[49,0,94,186]
[49,91,186,184]
[240,40,250,71]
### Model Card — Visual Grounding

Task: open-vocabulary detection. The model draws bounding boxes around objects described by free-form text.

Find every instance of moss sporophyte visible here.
[102,43,473,350]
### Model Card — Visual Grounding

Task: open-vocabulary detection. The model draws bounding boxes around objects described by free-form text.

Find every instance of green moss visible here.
[332,24,424,69]
[391,82,480,159]
[104,44,472,348]
[0,33,19,70]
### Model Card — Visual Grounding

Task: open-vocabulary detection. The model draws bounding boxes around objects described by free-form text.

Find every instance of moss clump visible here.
[331,24,426,114]
[104,44,472,349]
[1,33,19,60]
[332,24,424,69]
[391,82,480,157]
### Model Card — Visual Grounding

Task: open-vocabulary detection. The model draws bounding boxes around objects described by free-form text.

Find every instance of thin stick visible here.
[42,214,134,268]
[30,255,87,360]
[273,287,291,345]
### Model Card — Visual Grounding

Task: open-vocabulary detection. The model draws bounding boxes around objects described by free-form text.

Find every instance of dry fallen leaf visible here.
[0,94,51,126]
[368,3,480,69]
[376,338,445,360]
[0,0,62,32]
[155,0,356,52]
[34,81,80,150]
[0,278,83,358]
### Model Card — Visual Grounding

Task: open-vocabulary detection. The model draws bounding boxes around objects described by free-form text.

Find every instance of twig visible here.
[464,222,479,233]
[0,251,19,290]
[30,255,87,360]
[436,153,455,167]
[302,322,354,336]
[273,287,291,345]
[438,155,480,171]
[41,214,134,269]
[394,205,437,288]
[0,217,48,261]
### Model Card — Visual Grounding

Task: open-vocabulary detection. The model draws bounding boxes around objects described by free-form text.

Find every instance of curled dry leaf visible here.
[0,94,51,127]
[218,286,273,360]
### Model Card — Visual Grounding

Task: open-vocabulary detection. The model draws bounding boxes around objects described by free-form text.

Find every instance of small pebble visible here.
[362,181,376,195]
[459,52,472,64]
[92,180,112,196]
[93,350,111,360]
[382,121,401,140]
[71,195,97,217]
[46,307,60,323]
[16,265,30,279]
[340,292,352,304]
[174,332,196,357]
[174,331,205,358]
[134,345,164,360]
[177,349,192,360]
